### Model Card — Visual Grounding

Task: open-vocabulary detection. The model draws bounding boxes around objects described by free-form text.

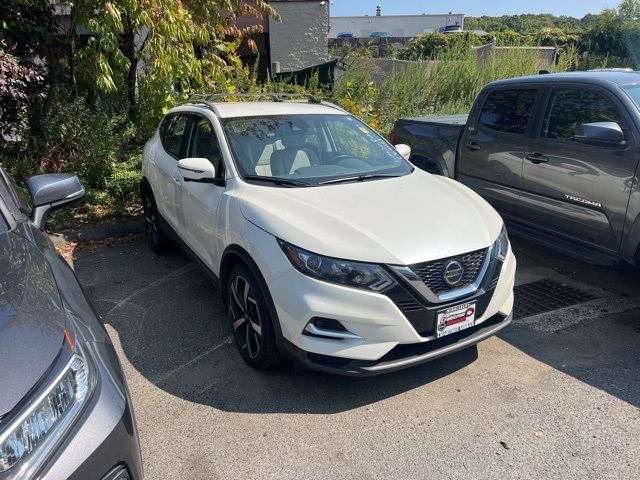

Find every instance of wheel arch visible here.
[219,244,284,340]
[140,176,152,197]
[409,154,444,175]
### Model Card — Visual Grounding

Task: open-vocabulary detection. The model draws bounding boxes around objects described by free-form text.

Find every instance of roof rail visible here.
[185,92,322,104]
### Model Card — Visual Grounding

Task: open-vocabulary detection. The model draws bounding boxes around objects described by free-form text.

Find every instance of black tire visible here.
[227,263,281,369]
[141,187,177,254]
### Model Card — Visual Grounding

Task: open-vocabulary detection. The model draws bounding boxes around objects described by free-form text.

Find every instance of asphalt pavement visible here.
[70,236,640,480]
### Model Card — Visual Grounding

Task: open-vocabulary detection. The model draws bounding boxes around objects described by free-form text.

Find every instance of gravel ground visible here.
[70,236,640,480]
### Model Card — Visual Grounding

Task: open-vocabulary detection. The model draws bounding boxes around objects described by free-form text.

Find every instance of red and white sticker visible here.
[436,302,477,338]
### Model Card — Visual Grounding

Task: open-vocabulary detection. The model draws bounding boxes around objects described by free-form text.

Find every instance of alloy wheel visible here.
[229,275,263,359]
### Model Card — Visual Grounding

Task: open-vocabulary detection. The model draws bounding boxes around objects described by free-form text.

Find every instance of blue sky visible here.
[330,0,620,18]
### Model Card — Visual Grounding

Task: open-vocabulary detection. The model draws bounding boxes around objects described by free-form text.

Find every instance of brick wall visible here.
[268,1,329,73]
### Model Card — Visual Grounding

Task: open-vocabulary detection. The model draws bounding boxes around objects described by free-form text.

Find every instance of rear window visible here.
[479,89,538,135]
[161,115,190,159]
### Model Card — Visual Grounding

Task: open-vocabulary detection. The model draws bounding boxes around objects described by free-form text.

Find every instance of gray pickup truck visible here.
[392,71,640,266]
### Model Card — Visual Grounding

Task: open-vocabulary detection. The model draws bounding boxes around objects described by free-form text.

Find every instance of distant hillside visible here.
[464,13,602,33]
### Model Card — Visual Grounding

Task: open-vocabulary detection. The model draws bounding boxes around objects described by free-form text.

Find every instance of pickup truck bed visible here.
[392,115,468,177]
[400,114,469,127]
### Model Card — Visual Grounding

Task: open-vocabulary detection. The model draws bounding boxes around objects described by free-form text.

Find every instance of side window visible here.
[479,89,538,135]
[162,115,190,158]
[542,89,623,141]
[189,116,223,177]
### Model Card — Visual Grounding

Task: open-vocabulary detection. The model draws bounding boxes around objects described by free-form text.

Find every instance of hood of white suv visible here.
[239,170,503,265]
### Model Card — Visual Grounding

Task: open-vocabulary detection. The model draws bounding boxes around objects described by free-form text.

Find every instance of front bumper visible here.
[281,312,512,376]
[269,247,516,375]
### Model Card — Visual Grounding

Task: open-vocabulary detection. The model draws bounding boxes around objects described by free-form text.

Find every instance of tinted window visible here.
[189,117,223,176]
[162,115,190,158]
[479,89,537,135]
[543,89,623,140]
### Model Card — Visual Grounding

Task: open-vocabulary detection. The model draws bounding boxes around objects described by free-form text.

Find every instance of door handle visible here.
[525,152,549,164]
[466,142,481,151]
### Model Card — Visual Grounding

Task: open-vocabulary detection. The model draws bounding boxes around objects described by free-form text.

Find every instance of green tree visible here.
[84,0,278,120]
[618,0,640,21]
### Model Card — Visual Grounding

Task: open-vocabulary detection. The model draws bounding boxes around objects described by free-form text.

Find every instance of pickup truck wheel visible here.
[227,264,281,370]
[142,189,177,254]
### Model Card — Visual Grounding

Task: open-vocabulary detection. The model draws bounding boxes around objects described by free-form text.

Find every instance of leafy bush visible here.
[12,96,133,189]
[401,33,483,60]
[104,154,142,203]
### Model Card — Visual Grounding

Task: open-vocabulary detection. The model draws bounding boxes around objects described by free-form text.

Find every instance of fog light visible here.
[303,318,362,340]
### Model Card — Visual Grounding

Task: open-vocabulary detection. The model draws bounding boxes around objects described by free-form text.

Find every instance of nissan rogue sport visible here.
[140,93,516,376]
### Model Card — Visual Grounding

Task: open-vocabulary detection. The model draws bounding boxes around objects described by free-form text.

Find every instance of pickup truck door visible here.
[519,86,639,255]
[457,88,540,219]
[178,114,226,271]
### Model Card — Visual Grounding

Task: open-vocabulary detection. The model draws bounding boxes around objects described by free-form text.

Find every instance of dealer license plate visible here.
[436,302,477,338]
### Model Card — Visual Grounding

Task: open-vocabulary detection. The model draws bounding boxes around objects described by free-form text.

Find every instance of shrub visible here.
[104,154,142,204]
[12,96,134,190]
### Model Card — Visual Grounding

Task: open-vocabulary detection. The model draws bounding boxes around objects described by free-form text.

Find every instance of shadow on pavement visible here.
[73,239,478,414]
[73,236,640,413]
[499,238,640,408]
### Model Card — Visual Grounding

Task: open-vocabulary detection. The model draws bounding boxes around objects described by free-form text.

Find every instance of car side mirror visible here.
[395,143,411,160]
[178,157,217,183]
[26,173,85,229]
[575,122,625,146]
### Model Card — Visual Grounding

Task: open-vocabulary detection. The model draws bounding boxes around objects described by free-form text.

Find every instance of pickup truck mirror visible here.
[26,173,85,229]
[575,122,625,146]
[178,157,216,183]
[395,144,411,160]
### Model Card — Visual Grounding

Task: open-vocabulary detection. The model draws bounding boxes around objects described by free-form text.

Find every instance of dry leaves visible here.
[56,234,144,263]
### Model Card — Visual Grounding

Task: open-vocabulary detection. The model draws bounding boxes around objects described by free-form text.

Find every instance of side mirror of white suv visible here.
[178,157,216,183]
[394,144,411,160]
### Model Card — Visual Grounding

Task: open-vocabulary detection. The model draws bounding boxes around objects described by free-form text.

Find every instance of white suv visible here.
[141,94,516,376]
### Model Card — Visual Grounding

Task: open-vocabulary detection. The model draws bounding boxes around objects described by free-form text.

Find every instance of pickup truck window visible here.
[542,89,623,141]
[479,89,537,135]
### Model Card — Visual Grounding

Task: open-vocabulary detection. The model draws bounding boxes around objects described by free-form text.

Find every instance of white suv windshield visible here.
[222,114,412,186]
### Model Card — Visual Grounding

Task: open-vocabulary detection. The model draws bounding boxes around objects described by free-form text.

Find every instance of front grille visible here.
[410,249,487,294]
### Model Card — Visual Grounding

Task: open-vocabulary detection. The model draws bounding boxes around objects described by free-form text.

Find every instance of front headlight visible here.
[278,240,397,292]
[0,346,91,475]
[494,225,510,261]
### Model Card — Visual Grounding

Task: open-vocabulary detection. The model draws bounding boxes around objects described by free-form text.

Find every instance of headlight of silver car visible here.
[278,240,397,292]
[0,332,93,476]
[494,225,510,262]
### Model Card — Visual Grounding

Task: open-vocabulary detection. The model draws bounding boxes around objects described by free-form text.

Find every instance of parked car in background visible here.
[337,32,355,39]
[0,167,142,480]
[370,31,392,38]
[442,24,463,34]
[140,93,515,376]
[391,71,640,266]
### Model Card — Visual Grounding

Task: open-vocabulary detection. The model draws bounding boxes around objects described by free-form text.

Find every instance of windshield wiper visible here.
[319,173,402,185]
[243,175,310,187]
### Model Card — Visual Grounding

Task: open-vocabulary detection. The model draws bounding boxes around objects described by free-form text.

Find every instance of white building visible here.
[329,11,464,38]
